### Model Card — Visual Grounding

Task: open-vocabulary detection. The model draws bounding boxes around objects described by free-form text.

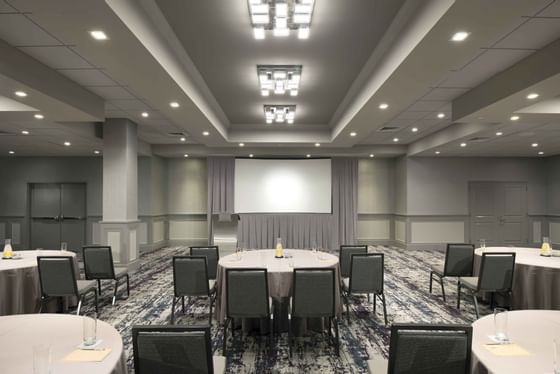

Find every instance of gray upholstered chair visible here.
[429,243,475,303]
[223,268,273,356]
[132,325,226,374]
[37,256,98,315]
[457,252,516,319]
[367,323,472,374]
[289,268,339,357]
[171,256,216,325]
[190,246,219,280]
[343,253,387,325]
[82,246,130,305]
[339,245,367,278]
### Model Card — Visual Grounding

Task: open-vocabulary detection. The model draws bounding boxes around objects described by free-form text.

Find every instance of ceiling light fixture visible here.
[435,151,441,155]
[258,65,302,97]
[141,112,149,118]
[526,93,539,100]
[170,101,180,108]
[21,130,29,135]
[531,143,539,148]
[90,30,108,40]
[64,141,71,146]
[34,114,44,119]
[14,91,27,97]
[8,151,15,155]
[437,113,445,119]
[460,142,467,147]
[248,0,315,40]
[350,132,357,137]
[369,154,374,158]
[411,127,418,133]
[239,143,245,147]
[538,151,544,155]
[496,132,503,136]
[184,154,189,158]
[180,137,186,142]
[379,103,389,110]
[249,154,254,158]
[264,105,296,124]
[510,115,520,121]
[306,154,311,158]
[451,31,470,42]
[94,150,101,154]
[202,131,209,136]
[315,143,320,147]
[393,138,399,142]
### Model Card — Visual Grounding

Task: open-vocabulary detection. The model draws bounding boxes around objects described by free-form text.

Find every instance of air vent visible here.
[168,132,187,137]
[468,136,490,142]
[378,126,400,132]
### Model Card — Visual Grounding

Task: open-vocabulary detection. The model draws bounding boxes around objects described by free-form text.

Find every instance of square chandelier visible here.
[258,65,302,97]
[248,0,315,39]
[264,105,296,124]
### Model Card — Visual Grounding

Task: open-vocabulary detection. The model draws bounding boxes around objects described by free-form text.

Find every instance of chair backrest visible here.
[226,268,269,319]
[339,245,367,278]
[173,256,210,297]
[37,256,78,297]
[444,244,475,277]
[349,253,383,294]
[478,252,516,292]
[190,246,219,280]
[388,323,472,374]
[82,246,116,279]
[292,268,335,318]
[132,325,213,374]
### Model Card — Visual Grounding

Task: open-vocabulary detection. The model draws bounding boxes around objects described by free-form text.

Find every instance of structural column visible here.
[99,118,139,269]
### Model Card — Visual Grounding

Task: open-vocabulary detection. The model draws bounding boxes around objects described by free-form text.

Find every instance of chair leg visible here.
[373,294,377,313]
[288,316,293,358]
[76,295,84,315]
[125,274,130,298]
[457,283,462,309]
[208,296,213,326]
[344,293,350,323]
[97,279,102,295]
[222,318,230,356]
[93,289,98,314]
[171,297,176,324]
[429,271,434,293]
[333,318,340,356]
[112,280,119,306]
[472,293,480,319]
[381,293,388,326]
[439,276,446,302]
[182,296,185,313]
[268,314,274,354]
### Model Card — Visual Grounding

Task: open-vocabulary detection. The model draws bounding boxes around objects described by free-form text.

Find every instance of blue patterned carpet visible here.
[79,246,488,373]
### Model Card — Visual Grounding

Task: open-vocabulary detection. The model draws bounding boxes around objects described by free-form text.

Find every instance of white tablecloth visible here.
[0,250,78,315]
[0,314,127,374]
[215,249,341,323]
[474,247,560,309]
[471,310,560,374]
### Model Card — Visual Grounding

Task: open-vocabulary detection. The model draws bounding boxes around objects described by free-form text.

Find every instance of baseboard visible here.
[357,239,398,247]
[139,240,168,254]
[404,243,447,251]
[167,239,210,247]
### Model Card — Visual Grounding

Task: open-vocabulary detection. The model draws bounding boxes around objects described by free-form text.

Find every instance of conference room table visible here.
[215,249,342,330]
[471,310,560,374]
[0,313,127,373]
[474,246,560,309]
[0,250,79,315]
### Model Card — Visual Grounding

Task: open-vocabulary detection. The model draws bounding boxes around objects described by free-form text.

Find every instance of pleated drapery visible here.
[207,157,235,243]
[331,158,358,248]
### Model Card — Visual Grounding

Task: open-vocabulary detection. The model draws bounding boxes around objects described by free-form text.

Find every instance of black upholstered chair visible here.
[37,256,98,315]
[457,252,516,319]
[429,243,475,303]
[289,268,339,357]
[223,268,273,356]
[339,245,367,278]
[190,246,219,280]
[171,256,216,325]
[343,253,387,325]
[132,325,226,374]
[367,323,472,374]
[82,246,130,305]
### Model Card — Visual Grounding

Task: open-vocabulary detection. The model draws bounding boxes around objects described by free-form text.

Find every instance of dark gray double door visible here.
[30,183,86,252]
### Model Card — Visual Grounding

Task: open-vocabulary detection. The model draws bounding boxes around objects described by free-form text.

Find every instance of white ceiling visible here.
[0,0,559,158]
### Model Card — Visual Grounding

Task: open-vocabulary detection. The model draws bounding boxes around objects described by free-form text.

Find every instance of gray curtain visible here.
[207,157,235,243]
[331,158,358,248]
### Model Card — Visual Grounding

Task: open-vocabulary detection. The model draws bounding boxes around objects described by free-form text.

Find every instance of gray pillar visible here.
[99,118,139,269]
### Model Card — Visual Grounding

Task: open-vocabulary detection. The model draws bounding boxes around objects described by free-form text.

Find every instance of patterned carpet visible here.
[79,245,489,373]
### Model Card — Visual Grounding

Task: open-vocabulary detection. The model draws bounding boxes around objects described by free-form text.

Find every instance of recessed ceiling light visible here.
[14,91,27,97]
[460,142,467,147]
[538,151,544,155]
[184,154,189,158]
[451,31,470,42]
[435,151,441,155]
[496,132,503,136]
[526,93,539,100]
[249,154,254,158]
[90,30,108,40]
[239,143,245,147]
[34,114,44,119]
[437,113,445,119]
[393,138,399,142]
[141,112,149,118]
[531,143,539,148]
[350,132,357,137]
[170,102,180,108]
[253,27,265,40]
[202,131,209,136]
[21,130,29,135]
[94,150,101,154]
[411,127,418,133]
[315,143,320,147]
[379,103,389,110]
[64,141,71,146]
[8,151,15,155]
[369,154,374,158]
[510,115,520,121]
[306,154,311,158]
[180,137,186,142]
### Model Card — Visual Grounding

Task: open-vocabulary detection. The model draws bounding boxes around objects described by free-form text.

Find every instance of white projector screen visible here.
[234,159,332,213]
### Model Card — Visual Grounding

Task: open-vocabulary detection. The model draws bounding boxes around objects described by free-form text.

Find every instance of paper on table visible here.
[64,348,112,362]
[483,343,531,356]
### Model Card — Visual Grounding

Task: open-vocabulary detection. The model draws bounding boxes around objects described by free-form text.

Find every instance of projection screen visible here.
[234,159,332,213]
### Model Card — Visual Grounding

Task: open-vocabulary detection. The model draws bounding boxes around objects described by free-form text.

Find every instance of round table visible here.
[475,247,560,309]
[471,310,560,374]
[0,314,127,374]
[215,249,341,323]
[0,250,78,315]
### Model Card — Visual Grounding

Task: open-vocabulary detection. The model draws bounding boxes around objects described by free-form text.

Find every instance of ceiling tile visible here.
[494,18,560,49]
[0,1,15,12]
[536,1,560,18]
[109,99,149,111]
[18,46,92,69]
[58,69,117,86]
[407,100,447,112]
[87,86,135,100]
[394,111,430,120]
[423,87,469,101]
[0,14,61,46]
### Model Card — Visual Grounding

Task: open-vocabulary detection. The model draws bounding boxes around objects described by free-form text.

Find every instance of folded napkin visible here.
[483,343,531,356]
[64,348,112,362]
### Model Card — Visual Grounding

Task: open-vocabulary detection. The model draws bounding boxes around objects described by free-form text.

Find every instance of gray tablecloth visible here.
[471,310,560,374]
[0,250,79,315]
[0,313,126,374]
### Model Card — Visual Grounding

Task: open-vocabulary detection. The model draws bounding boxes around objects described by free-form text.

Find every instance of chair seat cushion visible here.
[367,355,388,374]
[213,355,226,374]
[77,280,97,294]
[459,276,479,290]
[430,263,444,276]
